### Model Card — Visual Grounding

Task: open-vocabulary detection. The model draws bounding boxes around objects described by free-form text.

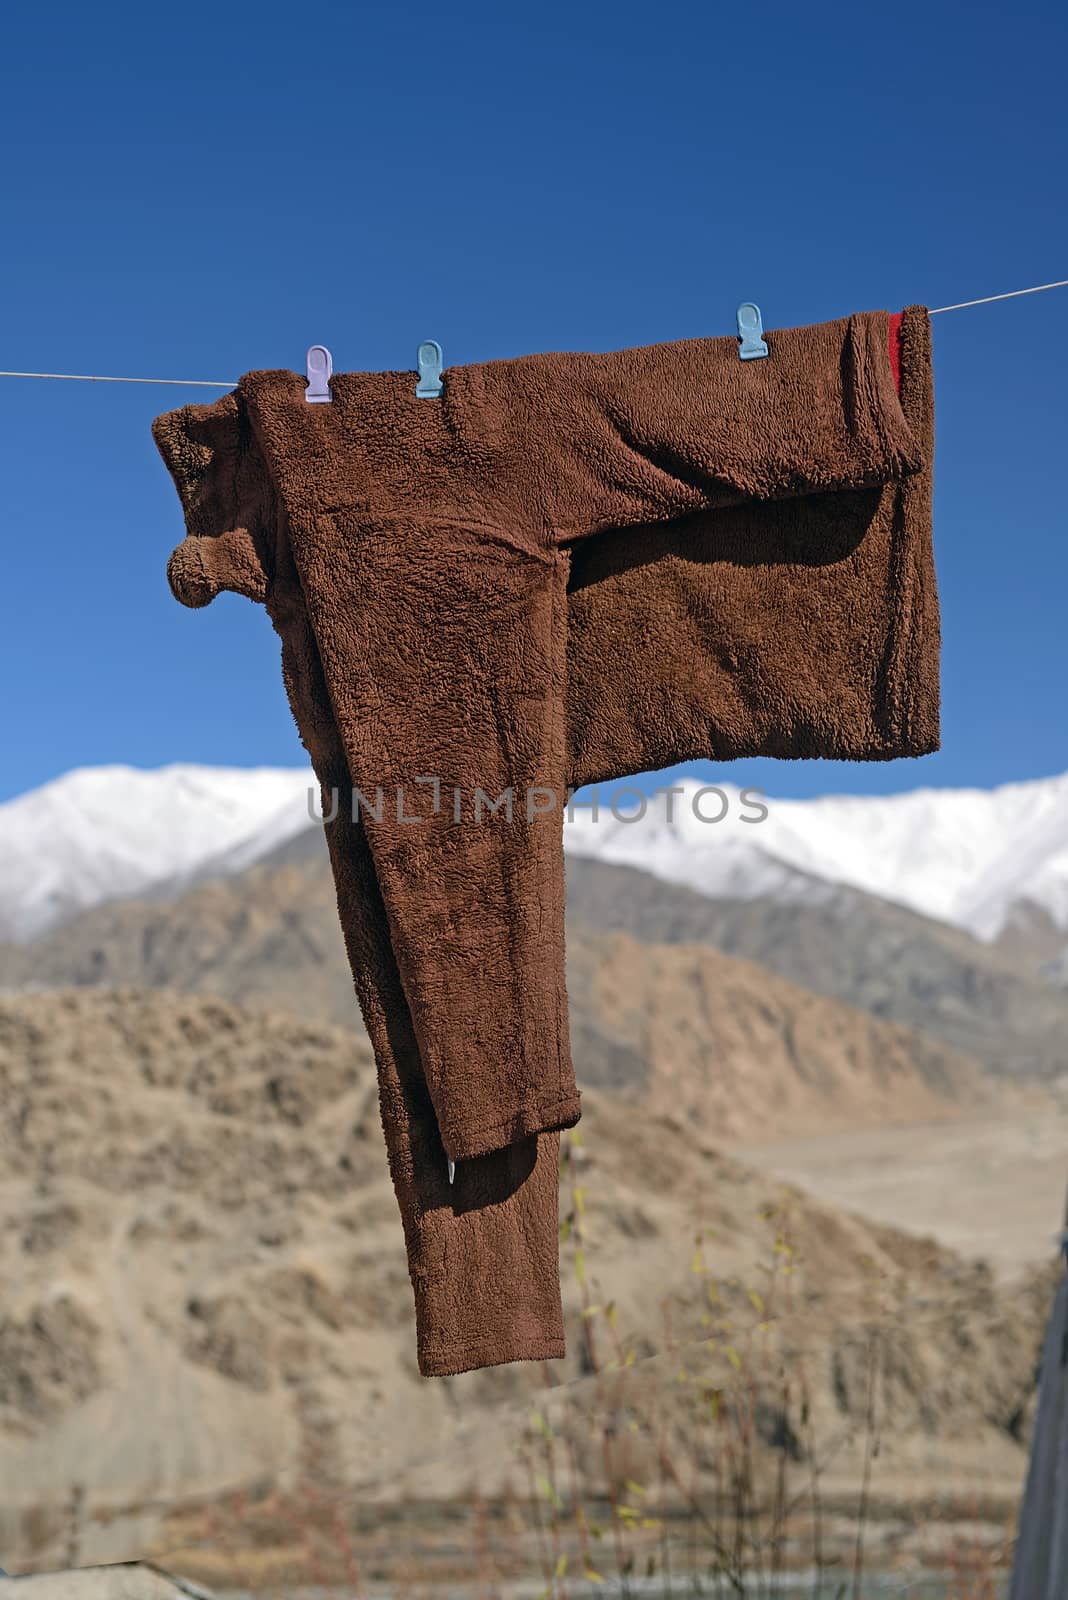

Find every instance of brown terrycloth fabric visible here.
[153,304,938,1377]
[271,514,570,1376]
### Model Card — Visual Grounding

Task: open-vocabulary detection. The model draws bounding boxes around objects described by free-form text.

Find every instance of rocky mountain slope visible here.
[4,838,1067,1083]
[0,987,1058,1577]
[564,856,1068,1079]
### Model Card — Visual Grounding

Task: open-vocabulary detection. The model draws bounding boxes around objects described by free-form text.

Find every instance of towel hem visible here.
[437,1087,583,1161]
[879,303,939,756]
[857,308,926,480]
[418,1332,567,1377]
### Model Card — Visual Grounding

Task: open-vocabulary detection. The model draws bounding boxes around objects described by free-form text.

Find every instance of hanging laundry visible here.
[153,304,938,1375]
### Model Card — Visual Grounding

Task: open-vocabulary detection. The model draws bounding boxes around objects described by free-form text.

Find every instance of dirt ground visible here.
[730,1103,1068,1285]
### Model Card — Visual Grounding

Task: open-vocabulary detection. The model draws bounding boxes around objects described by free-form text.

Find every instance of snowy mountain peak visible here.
[564,771,1068,940]
[0,762,316,942]
[3,762,1068,949]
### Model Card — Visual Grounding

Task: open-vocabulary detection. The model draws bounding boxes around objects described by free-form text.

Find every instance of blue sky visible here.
[1,0,1065,806]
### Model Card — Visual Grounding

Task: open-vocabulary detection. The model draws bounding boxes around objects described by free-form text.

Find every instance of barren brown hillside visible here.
[0,986,1057,1579]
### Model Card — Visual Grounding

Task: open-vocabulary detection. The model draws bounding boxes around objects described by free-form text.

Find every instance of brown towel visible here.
[157,308,931,1160]
[153,304,938,1376]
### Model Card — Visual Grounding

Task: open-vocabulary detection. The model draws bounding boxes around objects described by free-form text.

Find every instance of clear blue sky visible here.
[2,0,1066,806]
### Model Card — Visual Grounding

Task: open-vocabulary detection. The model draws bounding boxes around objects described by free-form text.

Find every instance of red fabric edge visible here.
[888,310,903,393]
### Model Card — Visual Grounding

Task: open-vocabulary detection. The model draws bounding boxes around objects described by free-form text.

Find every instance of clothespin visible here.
[416,339,444,398]
[448,1157,456,1185]
[305,345,333,403]
[736,303,769,360]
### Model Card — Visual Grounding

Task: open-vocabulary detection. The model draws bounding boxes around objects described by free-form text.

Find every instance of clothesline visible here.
[0,276,1065,391]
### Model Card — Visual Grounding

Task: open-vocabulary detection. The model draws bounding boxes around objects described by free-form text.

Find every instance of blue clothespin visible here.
[305,344,333,403]
[416,339,444,398]
[736,303,769,360]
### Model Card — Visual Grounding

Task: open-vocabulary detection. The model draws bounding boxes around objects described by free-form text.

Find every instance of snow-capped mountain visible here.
[3,762,1068,948]
[0,763,316,942]
[565,772,1068,942]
